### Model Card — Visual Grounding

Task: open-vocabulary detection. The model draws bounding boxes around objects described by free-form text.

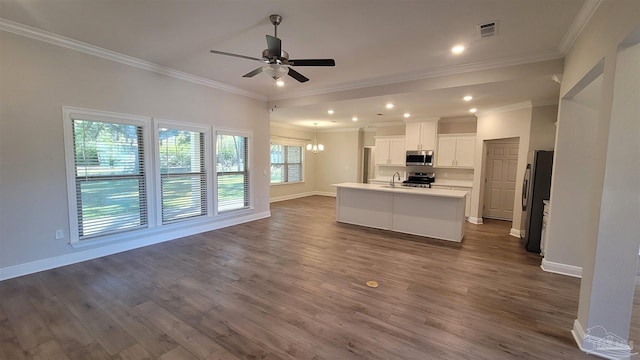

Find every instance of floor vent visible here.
[478,21,498,38]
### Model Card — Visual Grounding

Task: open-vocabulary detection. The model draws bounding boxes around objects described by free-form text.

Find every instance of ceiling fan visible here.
[210,14,335,83]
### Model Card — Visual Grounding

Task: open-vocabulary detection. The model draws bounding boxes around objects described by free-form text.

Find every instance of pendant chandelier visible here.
[306,122,324,154]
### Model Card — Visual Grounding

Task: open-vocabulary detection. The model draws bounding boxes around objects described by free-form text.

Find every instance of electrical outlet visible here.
[55,229,64,239]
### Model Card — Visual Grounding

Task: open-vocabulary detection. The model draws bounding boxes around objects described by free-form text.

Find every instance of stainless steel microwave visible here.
[406,150,433,166]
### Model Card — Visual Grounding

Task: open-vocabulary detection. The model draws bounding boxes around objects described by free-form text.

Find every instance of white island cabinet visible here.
[333,183,467,242]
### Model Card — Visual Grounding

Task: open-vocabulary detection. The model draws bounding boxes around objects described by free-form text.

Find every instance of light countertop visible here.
[333,182,467,199]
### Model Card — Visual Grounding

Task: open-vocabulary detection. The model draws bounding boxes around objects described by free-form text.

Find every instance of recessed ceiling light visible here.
[452,45,465,54]
[327,109,334,115]
[463,95,473,101]
[386,103,394,109]
[276,80,285,87]
[352,116,358,122]
[403,113,411,118]
[469,108,477,113]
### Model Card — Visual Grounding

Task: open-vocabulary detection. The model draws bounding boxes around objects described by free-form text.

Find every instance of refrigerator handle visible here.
[522,165,531,211]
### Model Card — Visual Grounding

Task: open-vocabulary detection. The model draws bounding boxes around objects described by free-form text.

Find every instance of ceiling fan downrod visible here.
[270,14,282,38]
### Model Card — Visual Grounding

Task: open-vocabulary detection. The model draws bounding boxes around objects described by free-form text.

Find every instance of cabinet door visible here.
[436,137,457,167]
[419,122,437,150]
[374,138,390,165]
[389,138,406,165]
[404,123,421,151]
[455,137,476,167]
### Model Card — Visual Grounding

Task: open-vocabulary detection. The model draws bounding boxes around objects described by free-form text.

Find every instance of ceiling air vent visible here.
[478,21,498,38]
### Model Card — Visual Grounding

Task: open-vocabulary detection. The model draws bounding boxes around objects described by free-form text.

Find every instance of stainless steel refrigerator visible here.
[521,150,554,253]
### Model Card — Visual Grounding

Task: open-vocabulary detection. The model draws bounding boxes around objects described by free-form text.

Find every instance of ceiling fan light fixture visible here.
[276,79,285,87]
[263,64,288,80]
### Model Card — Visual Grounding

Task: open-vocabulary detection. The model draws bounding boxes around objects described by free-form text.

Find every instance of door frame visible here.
[483,138,520,221]
[480,137,521,237]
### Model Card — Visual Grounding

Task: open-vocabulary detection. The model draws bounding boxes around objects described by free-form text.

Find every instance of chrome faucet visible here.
[390,172,402,187]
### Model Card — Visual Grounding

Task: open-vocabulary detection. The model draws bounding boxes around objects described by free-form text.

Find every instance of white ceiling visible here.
[0,0,591,129]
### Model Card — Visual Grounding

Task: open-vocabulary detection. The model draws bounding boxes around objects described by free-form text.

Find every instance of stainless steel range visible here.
[402,172,435,188]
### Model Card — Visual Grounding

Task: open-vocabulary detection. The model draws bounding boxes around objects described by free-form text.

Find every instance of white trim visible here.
[572,319,633,360]
[558,0,603,54]
[572,319,588,353]
[0,211,271,281]
[540,258,582,278]
[477,101,533,116]
[270,191,336,203]
[270,191,318,203]
[62,106,155,244]
[269,52,563,101]
[318,127,361,133]
[0,18,265,101]
[153,118,213,225]
[315,191,337,197]
[468,216,483,224]
[509,228,521,238]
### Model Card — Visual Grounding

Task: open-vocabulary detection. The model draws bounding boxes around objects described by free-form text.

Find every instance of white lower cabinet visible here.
[431,185,472,218]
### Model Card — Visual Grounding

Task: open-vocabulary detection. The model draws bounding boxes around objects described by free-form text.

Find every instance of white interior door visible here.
[484,140,519,220]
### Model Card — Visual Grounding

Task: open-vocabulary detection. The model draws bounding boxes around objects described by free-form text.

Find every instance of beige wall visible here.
[471,104,532,232]
[542,0,640,344]
[374,125,405,136]
[0,31,270,272]
[269,124,318,201]
[315,129,362,194]
[529,105,558,151]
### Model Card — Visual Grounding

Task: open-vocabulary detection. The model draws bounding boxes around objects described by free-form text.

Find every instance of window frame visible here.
[215,129,253,215]
[62,106,154,244]
[153,119,213,225]
[270,139,305,185]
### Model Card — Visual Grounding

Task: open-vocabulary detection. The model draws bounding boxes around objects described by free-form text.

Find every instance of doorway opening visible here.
[362,146,375,183]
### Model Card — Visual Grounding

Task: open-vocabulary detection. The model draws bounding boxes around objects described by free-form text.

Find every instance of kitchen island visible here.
[333,182,467,242]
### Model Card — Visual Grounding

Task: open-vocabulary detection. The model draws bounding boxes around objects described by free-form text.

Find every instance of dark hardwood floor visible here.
[0,196,601,359]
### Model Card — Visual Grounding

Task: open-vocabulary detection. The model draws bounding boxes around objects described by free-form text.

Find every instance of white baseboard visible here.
[573,319,633,360]
[270,191,335,203]
[541,258,582,278]
[315,191,336,197]
[468,216,483,224]
[270,191,317,203]
[509,228,521,238]
[0,211,271,281]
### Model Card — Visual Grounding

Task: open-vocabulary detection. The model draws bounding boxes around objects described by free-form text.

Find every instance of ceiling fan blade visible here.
[243,67,264,78]
[210,50,261,62]
[287,67,309,83]
[289,59,336,66]
[266,35,282,58]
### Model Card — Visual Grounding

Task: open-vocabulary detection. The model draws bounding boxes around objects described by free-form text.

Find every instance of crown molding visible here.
[370,121,406,128]
[558,0,603,55]
[478,101,533,116]
[269,121,311,131]
[0,18,266,101]
[269,50,563,102]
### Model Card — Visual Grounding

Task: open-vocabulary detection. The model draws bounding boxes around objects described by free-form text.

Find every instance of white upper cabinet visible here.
[436,134,476,168]
[405,121,437,151]
[375,136,406,166]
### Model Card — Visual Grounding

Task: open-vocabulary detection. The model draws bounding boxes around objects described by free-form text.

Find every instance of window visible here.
[63,108,150,241]
[216,132,250,213]
[157,124,208,224]
[270,143,303,184]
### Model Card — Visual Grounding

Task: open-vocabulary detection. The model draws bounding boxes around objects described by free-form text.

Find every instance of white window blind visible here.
[270,144,303,183]
[216,133,250,213]
[71,118,147,239]
[158,128,207,223]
